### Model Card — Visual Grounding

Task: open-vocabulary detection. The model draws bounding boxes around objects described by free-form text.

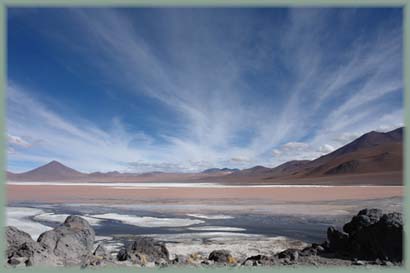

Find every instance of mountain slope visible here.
[300,127,403,177]
[266,160,311,178]
[217,127,403,184]
[8,160,86,181]
[302,142,402,177]
[310,127,403,168]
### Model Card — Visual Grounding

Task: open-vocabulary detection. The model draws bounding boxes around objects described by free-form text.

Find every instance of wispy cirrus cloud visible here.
[7,8,403,172]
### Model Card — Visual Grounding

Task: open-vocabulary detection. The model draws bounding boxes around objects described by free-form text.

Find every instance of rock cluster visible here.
[5,208,403,268]
[6,215,95,267]
[326,208,403,263]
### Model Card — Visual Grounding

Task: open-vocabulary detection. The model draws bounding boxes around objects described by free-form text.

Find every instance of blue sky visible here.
[7,7,403,173]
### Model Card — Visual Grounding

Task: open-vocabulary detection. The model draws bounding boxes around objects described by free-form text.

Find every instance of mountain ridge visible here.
[7,127,403,185]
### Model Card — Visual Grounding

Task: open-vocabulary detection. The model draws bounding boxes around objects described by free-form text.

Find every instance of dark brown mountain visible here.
[8,160,86,181]
[266,160,311,178]
[300,127,403,177]
[310,127,403,167]
[217,127,403,185]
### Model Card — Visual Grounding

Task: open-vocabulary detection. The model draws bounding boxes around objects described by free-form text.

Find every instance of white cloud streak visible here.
[7,8,403,172]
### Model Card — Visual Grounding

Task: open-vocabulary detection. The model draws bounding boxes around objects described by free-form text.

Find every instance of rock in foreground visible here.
[5,226,60,267]
[6,215,95,267]
[116,237,169,266]
[37,215,95,266]
[326,208,403,262]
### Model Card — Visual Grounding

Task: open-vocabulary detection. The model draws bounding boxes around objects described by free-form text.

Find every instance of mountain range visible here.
[7,127,403,185]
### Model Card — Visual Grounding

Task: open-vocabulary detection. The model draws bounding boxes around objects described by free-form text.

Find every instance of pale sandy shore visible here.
[7,184,403,205]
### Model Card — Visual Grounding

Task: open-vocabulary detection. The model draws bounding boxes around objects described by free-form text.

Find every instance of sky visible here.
[7,7,403,173]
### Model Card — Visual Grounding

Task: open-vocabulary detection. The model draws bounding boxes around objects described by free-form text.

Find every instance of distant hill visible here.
[7,160,86,181]
[229,165,272,177]
[216,127,403,185]
[202,168,240,174]
[267,160,311,178]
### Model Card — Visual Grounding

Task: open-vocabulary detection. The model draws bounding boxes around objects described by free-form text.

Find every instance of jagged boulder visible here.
[5,226,60,267]
[349,212,403,262]
[116,237,169,265]
[5,226,34,258]
[343,208,383,235]
[327,226,349,253]
[326,209,403,262]
[37,215,95,266]
[208,250,236,264]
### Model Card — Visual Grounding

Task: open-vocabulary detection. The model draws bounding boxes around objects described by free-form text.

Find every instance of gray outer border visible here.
[0,0,408,272]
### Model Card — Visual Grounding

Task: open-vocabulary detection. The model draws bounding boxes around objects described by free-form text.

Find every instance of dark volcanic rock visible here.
[349,212,403,262]
[327,226,349,253]
[326,209,403,262]
[343,208,383,235]
[117,237,169,265]
[116,249,128,261]
[208,249,235,264]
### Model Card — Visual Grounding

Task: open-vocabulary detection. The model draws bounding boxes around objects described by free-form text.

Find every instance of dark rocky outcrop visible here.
[343,208,383,235]
[241,208,403,267]
[326,226,349,253]
[326,209,403,262]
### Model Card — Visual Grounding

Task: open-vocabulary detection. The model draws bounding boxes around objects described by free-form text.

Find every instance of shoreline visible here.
[7,181,404,187]
[6,208,404,267]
